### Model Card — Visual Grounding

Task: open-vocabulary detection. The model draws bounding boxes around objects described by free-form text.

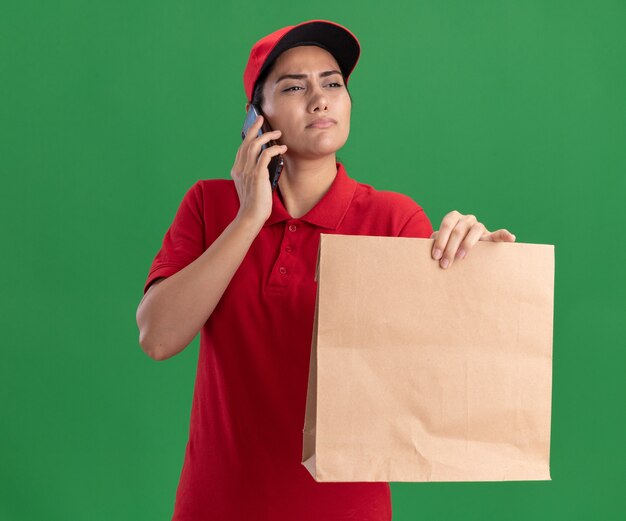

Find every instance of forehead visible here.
[269,45,340,76]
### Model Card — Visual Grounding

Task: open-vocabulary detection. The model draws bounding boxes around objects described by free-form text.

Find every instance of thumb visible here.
[483,228,516,242]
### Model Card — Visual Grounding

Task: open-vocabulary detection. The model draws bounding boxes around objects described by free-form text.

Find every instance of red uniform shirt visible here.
[144,162,433,520]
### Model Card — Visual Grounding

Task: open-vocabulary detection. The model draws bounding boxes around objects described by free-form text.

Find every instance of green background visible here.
[1,0,624,519]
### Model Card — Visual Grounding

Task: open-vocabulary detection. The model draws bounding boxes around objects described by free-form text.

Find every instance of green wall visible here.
[1,1,624,519]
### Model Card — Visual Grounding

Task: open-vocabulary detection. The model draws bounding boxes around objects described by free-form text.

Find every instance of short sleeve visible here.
[397,208,434,239]
[143,182,205,294]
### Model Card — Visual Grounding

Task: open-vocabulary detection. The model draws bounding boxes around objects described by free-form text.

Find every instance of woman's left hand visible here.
[430,211,516,269]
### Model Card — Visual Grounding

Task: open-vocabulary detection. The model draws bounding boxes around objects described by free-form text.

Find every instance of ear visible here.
[245,102,250,113]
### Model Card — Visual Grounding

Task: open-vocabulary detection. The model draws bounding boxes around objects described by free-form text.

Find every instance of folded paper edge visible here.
[314,233,325,283]
[301,454,317,480]
[302,235,323,479]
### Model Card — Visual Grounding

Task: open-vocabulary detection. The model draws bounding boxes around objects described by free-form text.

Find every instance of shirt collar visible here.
[263,162,357,230]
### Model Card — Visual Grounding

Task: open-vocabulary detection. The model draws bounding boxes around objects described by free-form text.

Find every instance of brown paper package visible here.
[302,234,554,482]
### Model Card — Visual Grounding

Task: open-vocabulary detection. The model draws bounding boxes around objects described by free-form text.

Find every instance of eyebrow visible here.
[274,70,343,84]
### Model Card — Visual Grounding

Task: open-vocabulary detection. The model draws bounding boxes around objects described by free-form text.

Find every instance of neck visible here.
[277,155,338,219]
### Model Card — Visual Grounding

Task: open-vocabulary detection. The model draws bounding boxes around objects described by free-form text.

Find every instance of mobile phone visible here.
[241,104,284,191]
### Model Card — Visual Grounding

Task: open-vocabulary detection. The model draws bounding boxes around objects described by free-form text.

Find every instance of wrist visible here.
[233,211,265,235]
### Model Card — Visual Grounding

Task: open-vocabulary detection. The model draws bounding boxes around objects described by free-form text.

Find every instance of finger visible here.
[256,144,288,172]
[247,130,283,164]
[439,217,475,269]
[254,129,282,148]
[235,141,242,163]
[231,143,243,179]
[243,114,265,144]
[431,211,462,260]
[239,116,266,173]
[231,132,252,180]
[481,228,516,242]
[455,222,487,260]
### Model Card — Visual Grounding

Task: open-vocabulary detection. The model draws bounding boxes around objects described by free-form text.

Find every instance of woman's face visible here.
[259,45,351,160]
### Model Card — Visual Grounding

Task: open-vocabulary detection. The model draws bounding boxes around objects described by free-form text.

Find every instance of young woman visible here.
[136,19,516,521]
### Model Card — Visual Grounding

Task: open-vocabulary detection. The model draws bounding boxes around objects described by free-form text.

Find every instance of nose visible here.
[307,83,328,113]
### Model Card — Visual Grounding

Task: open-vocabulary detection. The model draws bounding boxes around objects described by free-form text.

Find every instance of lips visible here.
[307,117,337,129]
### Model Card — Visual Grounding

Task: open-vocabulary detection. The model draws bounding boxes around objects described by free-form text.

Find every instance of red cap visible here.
[243,19,361,103]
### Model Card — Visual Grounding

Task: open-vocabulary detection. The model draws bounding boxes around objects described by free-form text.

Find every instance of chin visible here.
[315,134,349,156]
[286,130,349,159]
[303,144,343,159]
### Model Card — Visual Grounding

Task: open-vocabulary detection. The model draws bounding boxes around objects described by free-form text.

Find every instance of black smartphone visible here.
[241,104,284,191]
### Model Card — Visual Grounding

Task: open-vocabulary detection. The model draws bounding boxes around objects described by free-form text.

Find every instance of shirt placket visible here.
[266,219,301,289]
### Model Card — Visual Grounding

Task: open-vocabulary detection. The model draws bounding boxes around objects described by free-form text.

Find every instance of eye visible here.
[283,86,304,92]
[327,82,343,88]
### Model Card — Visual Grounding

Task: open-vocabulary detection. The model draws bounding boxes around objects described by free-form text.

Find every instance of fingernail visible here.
[441,258,449,269]
[457,249,466,259]
[433,248,442,260]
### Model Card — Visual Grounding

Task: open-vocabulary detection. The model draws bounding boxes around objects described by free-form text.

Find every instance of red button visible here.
[285,246,293,253]
[279,267,287,275]
[288,224,297,232]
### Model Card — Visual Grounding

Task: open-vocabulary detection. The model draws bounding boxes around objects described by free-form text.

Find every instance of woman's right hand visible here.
[231,114,287,227]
